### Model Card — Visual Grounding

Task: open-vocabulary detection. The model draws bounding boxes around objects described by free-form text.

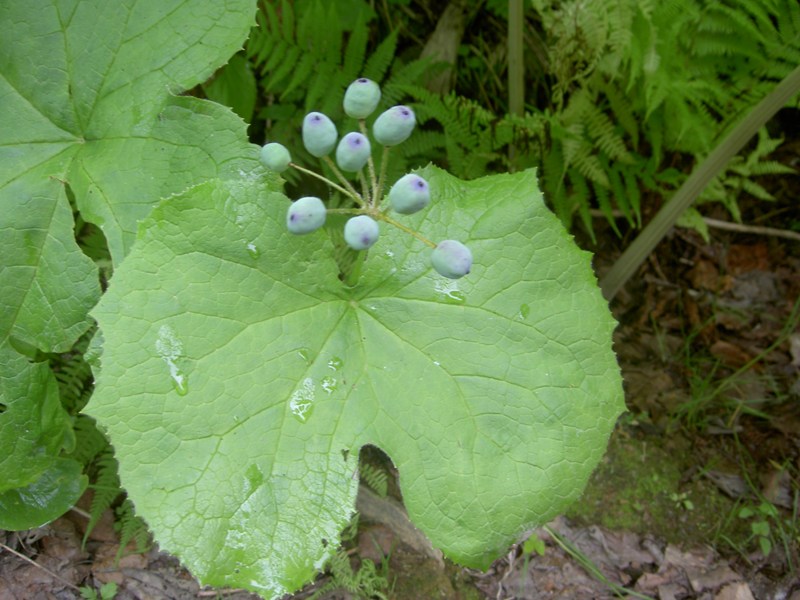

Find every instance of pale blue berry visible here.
[372,106,416,146]
[344,215,379,250]
[260,142,291,172]
[343,78,381,119]
[431,240,472,279]
[389,174,430,214]
[302,112,338,157]
[286,196,326,234]
[336,132,371,172]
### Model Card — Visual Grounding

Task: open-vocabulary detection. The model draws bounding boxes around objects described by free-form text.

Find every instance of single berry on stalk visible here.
[302,112,338,157]
[286,196,327,234]
[336,132,371,172]
[260,142,291,172]
[389,174,430,214]
[343,78,381,119]
[373,106,416,146]
[431,240,472,279]
[344,215,380,250]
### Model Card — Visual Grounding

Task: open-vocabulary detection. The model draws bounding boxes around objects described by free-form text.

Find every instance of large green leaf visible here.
[87,166,624,598]
[0,458,87,531]
[0,0,257,526]
[0,345,73,492]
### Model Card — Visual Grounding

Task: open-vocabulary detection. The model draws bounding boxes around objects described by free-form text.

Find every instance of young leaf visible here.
[87,167,624,598]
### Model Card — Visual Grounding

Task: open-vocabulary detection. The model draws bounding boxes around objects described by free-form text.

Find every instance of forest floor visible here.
[2,141,799,600]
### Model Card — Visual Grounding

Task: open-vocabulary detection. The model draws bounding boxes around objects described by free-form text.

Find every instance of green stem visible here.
[322,156,363,203]
[379,214,437,248]
[289,163,364,206]
[326,208,364,215]
[599,64,800,301]
[359,119,379,200]
[358,171,371,206]
[342,251,367,287]
[375,146,392,206]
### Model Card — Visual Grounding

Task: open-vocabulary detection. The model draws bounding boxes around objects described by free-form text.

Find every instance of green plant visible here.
[79,581,118,600]
[738,502,778,558]
[308,513,390,600]
[2,3,624,599]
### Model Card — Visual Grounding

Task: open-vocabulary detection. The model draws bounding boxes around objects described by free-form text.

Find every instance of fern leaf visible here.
[83,449,122,545]
[342,14,368,81]
[362,30,398,83]
[281,52,316,99]
[114,498,150,561]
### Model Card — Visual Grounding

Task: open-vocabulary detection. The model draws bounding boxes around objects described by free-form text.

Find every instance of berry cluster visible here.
[259,78,472,280]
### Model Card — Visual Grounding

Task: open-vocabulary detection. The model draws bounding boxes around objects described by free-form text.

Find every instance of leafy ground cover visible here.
[1,136,797,600]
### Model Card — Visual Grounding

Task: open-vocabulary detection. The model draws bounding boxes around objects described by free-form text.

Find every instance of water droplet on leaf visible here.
[289,378,316,423]
[321,376,337,394]
[155,324,189,395]
[296,348,314,365]
[519,303,530,319]
[246,242,260,259]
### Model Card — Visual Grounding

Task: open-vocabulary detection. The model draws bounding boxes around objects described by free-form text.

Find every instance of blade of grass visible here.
[543,525,655,599]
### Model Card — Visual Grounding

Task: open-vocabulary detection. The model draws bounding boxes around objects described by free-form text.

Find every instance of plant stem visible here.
[359,171,371,206]
[599,64,800,301]
[322,156,363,203]
[342,251,366,287]
[359,119,379,200]
[380,214,437,248]
[290,163,364,206]
[375,146,391,206]
[326,208,364,215]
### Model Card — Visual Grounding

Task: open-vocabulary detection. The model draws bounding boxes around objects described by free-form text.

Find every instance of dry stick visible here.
[703,217,800,242]
[0,543,82,592]
[599,64,800,301]
[507,0,524,164]
[589,209,800,242]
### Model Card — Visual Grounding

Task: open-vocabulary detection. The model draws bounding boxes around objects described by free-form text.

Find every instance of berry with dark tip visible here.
[260,142,291,172]
[343,78,381,119]
[335,132,371,172]
[344,215,379,250]
[372,106,416,146]
[431,240,472,279]
[286,196,327,234]
[388,174,430,214]
[302,112,338,157]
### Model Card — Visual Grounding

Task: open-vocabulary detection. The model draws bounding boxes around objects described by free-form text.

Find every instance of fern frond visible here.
[359,463,388,498]
[50,328,95,413]
[114,498,150,561]
[71,415,108,466]
[362,30,398,83]
[583,104,632,163]
[83,448,122,545]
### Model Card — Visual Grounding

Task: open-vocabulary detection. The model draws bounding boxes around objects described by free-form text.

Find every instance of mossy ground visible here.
[566,424,750,551]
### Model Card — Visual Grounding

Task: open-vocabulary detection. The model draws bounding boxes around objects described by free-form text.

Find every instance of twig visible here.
[590,209,800,241]
[0,542,81,592]
[702,217,800,242]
